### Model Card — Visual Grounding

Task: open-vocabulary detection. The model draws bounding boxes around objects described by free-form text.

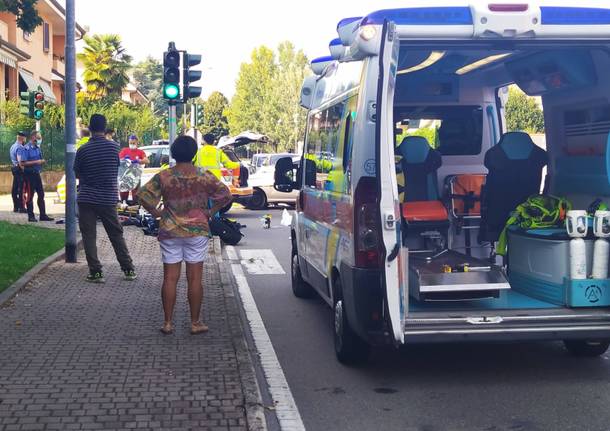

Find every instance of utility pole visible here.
[64,0,77,263]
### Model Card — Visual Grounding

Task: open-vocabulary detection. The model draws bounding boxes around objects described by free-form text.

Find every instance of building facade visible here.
[0,0,85,105]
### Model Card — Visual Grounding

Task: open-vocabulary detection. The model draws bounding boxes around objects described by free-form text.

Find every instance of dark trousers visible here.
[11,166,23,210]
[23,170,46,218]
[78,203,134,274]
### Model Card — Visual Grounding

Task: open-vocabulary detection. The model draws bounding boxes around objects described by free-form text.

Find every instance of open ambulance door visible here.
[376,21,407,345]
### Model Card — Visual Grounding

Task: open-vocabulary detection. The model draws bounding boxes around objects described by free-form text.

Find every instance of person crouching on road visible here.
[18,131,54,223]
[119,134,149,203]
[138,135,232,335]
[9,131,27,213]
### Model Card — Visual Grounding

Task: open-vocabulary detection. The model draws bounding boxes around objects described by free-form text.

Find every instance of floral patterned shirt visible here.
[138,167,232,240]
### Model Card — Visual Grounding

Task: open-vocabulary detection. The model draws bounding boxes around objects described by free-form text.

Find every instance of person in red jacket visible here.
[119,134,149,202]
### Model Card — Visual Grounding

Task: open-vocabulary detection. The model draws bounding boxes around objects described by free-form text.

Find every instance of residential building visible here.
[121,81,149,105]
[0,0,85,105]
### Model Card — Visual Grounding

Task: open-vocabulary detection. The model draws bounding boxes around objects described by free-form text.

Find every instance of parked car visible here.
[247,154,300,209]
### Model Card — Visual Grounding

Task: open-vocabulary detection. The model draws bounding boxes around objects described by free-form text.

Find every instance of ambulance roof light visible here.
[337,17,362,31]
[489,4,529,12]
[360,7,473,26]
[540,6,610,25]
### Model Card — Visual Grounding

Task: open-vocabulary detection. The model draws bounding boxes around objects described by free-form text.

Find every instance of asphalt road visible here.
[227,207,610,431]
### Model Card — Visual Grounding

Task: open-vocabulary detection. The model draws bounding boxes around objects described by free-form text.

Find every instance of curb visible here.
[214,236,268,431]
[0,240,83,307]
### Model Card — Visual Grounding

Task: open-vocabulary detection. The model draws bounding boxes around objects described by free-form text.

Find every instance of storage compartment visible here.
[565,278,610,307]
[507,228,595,305]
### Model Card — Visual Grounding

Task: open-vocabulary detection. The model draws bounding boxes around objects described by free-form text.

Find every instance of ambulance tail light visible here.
[488,4,528,12]
[354,177,381,269]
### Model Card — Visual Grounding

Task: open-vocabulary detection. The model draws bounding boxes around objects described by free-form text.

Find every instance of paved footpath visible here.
[0,224,264,431]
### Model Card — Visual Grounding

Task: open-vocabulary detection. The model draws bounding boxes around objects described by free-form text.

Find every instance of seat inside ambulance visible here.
[479,131,548,243]
[391,43,610,310]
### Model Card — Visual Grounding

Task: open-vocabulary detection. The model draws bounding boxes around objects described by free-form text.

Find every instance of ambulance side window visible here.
[305,100,348,191]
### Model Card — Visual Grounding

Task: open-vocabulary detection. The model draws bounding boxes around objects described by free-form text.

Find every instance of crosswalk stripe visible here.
[239,249,286,275]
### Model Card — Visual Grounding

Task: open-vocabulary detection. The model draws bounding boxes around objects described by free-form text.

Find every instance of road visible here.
[227,207,610,431]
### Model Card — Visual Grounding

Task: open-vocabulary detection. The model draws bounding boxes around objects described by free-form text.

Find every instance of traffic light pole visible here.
[190,103,197,141]
[168,104,177,146]
[35,120,40,132]
[64,0,78,263]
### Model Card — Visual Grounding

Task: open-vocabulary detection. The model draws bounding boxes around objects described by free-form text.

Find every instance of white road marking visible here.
[231,264,305,431]
[239,249,286,275]
[225,245,239,261]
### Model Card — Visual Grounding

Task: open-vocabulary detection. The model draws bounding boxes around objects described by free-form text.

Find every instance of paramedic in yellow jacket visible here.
[193,133,240,180]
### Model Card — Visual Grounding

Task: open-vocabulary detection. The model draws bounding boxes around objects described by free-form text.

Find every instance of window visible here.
[395,105,483,156]
[304,95,357,193]
[43,23,50,53]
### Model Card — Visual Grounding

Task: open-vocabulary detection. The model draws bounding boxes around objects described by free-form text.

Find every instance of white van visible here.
[274,2,610,364]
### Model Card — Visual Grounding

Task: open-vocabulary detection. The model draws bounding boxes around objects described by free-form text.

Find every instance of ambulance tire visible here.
[291,250,314,298]
[247,188,267,210]
[563,339,610,357]
[220,202,233,215]
[333,278,370,365]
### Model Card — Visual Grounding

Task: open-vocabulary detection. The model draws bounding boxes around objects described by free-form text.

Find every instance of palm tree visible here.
[78,34,133,100]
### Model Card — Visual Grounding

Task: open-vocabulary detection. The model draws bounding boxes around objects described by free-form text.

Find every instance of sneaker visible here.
[123,269,137,281]
[86,272,105,283]
[40,215,55,222]
[28,216,37,223]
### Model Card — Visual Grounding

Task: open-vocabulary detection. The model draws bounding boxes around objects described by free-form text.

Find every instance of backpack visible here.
[209,216,244,246]
[496,194,571,256]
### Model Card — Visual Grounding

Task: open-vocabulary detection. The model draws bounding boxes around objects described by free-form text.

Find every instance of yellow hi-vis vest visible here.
[193,144,239,179]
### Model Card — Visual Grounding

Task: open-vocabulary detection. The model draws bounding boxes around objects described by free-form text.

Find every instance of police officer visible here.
[193,133,240,180]
[18,131,54,222]
[9,131,27,213]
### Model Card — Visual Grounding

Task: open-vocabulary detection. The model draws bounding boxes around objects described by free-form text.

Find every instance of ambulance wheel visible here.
[220,202,233,214]
[291,251,314,298]
[248,188,267,210]
[333,279,370,365]
[563,339,610,357]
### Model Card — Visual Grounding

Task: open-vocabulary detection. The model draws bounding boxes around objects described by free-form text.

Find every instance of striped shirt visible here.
[74,136,119,205]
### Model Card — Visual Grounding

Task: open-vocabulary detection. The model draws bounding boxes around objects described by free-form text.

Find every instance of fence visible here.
[0,126,66,171]
[0,126,161,172]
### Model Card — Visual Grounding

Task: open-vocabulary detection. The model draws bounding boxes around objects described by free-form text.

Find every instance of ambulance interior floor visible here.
[409,289,562,312]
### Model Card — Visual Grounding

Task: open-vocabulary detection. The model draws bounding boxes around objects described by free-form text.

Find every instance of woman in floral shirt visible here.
[138,136,232,335]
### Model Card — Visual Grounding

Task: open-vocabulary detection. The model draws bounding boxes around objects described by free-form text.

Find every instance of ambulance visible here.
[274,2,610,363]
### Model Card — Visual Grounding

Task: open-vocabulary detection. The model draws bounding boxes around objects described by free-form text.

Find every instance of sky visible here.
[67,0,412,99]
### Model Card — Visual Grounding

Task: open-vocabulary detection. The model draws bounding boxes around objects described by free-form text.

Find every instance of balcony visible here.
[52,54,64,77]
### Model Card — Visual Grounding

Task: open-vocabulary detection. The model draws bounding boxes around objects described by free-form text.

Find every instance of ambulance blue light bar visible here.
[312,56,334,64]
[540,7,610,25]
[360,7,473,26]
[337,17,362,31]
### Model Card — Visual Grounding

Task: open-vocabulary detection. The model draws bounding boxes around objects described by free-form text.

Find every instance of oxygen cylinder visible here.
[592,239,609,279]
[570,238,587,280]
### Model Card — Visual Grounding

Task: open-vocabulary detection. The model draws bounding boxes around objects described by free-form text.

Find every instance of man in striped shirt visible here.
[74,114,136,283]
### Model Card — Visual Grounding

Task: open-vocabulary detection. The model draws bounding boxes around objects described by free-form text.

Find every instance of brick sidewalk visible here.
[0,227,264,431]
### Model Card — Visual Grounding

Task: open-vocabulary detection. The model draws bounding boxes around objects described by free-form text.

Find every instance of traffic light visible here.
[195,104,204,126]
[163,42,181,102]
[33,90,44,120]
[19,91,31,117]
[182,52,202,102]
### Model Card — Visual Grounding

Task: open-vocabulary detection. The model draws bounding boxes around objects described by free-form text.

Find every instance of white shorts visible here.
[159,236,209,264]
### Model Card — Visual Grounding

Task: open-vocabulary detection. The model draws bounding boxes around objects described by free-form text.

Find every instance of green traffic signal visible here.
[33,110,43,120]
[163,83,180,100]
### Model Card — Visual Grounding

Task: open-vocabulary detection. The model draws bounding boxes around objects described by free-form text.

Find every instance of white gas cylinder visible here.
[592,238,610,280]
[570,238,587,280]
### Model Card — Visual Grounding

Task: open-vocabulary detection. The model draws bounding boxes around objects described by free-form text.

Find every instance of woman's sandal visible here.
[160,323,174,335]
[191,322,209,335]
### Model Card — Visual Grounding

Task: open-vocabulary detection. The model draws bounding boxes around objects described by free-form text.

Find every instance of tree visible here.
[266,42,309,152]
[227,46,276,141]
[200,91,229,139]
[132,56,163,114]
[0,0,42,33]
[505,86,545,133]
[227,42,309,152]
[77,34,133,100]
